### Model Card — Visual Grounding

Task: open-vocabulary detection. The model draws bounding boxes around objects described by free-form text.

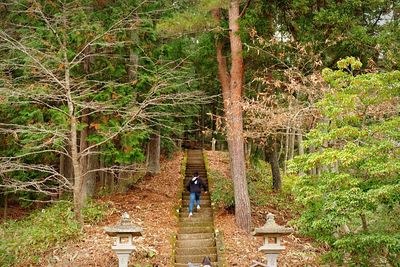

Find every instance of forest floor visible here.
[206,151,324,267]
[23,150,323,266]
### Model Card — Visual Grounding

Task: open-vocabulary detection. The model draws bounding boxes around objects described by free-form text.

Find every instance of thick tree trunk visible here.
[147,129,160,175]
[63,31,84,221]
[212,4,251,232]
[86,149,98,198]
[70,105,83,222]
[267,141,282,191]
[227,0,251,232]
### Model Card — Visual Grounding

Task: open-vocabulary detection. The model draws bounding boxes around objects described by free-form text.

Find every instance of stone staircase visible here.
[175,150,218,267]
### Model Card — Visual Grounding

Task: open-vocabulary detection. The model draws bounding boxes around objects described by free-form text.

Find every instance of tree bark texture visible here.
[212,3,252,232]
[267,141,282,191]
[63,24,84,221]
[86,149,99,198]
[79,112,89,203]
[283,126,290,175]
[288,128,295,160]
[147,129,161,175]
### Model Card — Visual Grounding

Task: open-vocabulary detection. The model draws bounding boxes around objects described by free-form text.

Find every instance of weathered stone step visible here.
[176,238,216,248]
[175,253,217,264]
[177,232,214,240]
[178,226,213,234]
[179,221,213,228]
[180,207,213,213]
[176,246,217,255]
[179,217,213,224]
[182,199,211,205]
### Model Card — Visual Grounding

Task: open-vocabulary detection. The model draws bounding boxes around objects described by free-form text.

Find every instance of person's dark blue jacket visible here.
[186,176,208,193]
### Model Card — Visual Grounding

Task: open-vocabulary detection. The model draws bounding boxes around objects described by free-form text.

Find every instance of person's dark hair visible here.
[194,171,199,177]
[202,256,212,266]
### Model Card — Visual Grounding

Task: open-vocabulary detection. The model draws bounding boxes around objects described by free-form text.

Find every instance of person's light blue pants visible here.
[189,192,200,213]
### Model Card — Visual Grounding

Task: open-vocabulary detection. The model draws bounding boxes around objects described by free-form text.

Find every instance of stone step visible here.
[177,232,214,240]
[181,199,211,204]
[175,253,217,264]
[176,246,217,255]
[179,221,213,228]
[178,226,213,234]
[176,238,216,248]
[179,217,213,224]
[180,207,213,213]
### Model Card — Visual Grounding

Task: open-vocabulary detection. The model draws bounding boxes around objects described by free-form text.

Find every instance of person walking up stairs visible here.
[186,171,208,217]
[175,150,218,266]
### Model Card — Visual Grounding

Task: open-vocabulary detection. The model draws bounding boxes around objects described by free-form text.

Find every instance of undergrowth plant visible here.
[209,159,296,211]
[0,200,110,266]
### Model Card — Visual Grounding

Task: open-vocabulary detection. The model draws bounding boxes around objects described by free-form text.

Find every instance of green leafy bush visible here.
[0,201,109,266]
[209,170,235,210]
[247,159,296,208]
[290,58,400,266]
[209,161,297,210]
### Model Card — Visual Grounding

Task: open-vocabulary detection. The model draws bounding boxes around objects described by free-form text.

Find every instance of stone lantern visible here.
[104,212,143,267]
[252,213,293,267]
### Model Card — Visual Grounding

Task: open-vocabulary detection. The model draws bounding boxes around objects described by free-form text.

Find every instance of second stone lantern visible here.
[253,213,293,267]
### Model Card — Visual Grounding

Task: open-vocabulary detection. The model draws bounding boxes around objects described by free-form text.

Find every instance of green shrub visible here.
[209,169,235,210]
[209,161,296,211]
[0,200,109,266]
[290,59,400,265]
[247,159,296,209]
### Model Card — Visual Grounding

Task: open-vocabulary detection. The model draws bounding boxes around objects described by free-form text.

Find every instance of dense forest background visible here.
[0,0,399,266]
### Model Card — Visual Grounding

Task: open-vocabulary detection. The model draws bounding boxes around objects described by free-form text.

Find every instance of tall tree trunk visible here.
[128,22,139,82]
[79,111,89,203]
[3,193,7,219]
[213,4,251,232]
[60,148,73,185]
[147,129,160,175]
[283,126,290,175]
[86,148,98,198]
[267,141,282,191]
[227,1,252,232]
[309,145,317,175]
[63,20,83,222]
[288,128,295,160]
[297,129,305,176]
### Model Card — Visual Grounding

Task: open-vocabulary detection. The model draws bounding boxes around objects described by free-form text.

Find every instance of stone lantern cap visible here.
[253,213,293,236]
[104,212,143,237]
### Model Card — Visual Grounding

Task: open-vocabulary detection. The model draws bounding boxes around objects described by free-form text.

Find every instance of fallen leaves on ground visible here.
[37,152,183,267]
[206,150,324,267]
